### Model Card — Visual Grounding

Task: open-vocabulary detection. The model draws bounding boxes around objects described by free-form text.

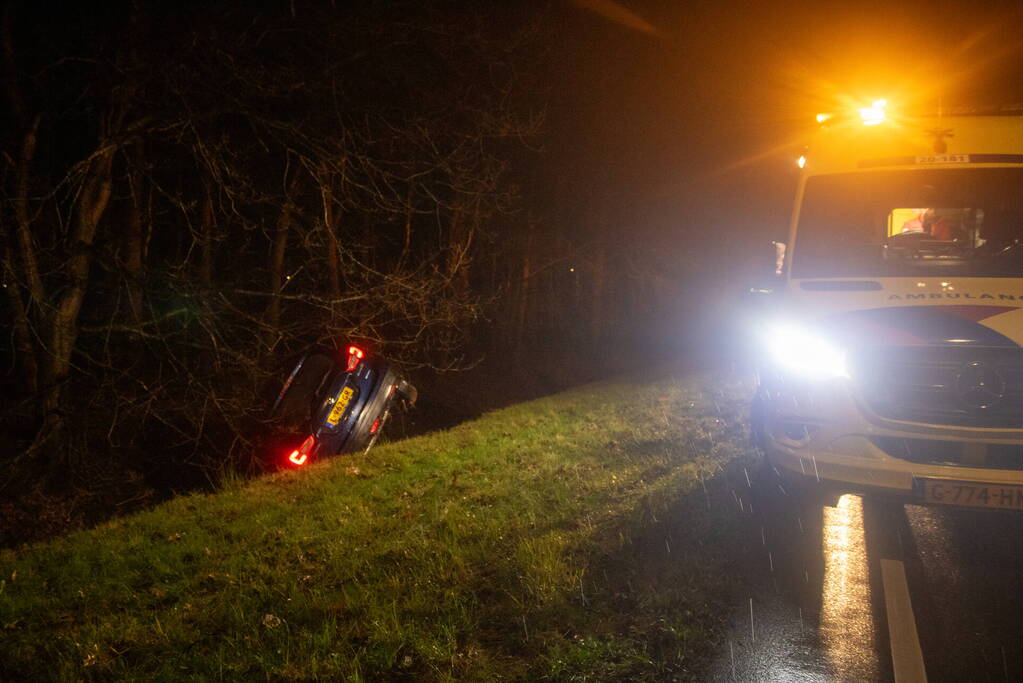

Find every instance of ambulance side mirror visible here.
[771,241,786,277]
[749,241,785,297]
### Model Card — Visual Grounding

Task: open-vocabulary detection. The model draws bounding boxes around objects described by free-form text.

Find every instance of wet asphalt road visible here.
[708,464,1023,682]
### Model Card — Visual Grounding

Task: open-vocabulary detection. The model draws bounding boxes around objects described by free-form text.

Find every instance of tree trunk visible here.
[200,185,215,289]
[446,199,476,296]
[268,175,300,334]
[1,242,37,394]
[268,205,292,334]
[14,117,45,312]
[590,239,607,343]
[320,175,341,298]
[7,121,43,394]
[38,146,116,453]
[397,186,414,270]
[125,145,146,321]
[447,201,464,277]
[2,4,27,131]
[514,218,535,349]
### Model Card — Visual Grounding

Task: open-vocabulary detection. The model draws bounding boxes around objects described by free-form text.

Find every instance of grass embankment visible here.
[0,371,755,680]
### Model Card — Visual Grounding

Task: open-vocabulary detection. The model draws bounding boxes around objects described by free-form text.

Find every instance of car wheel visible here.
[393,378,417,407]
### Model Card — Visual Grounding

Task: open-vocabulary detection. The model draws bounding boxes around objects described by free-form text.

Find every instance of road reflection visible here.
[820,494,879,681]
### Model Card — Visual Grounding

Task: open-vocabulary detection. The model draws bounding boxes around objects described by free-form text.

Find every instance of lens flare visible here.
[858,99,887,126]
[766,324,848,379]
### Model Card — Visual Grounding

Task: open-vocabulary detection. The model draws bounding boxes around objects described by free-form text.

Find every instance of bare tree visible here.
[0,0,547,503]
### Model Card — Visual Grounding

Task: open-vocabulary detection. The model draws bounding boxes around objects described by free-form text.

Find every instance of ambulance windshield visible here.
[792,168,1023,278]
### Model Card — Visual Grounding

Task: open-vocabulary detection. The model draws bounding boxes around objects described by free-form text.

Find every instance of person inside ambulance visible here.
[922,208,953,240]
[899,208,927,234]
[899,208,953,240]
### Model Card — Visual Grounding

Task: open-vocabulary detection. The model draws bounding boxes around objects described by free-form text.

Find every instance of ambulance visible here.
[753,100,1023,510]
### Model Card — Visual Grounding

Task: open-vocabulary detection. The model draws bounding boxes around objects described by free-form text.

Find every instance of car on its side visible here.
[267,344,416,467]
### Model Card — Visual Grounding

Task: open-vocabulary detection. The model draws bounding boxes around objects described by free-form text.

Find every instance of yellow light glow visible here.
[821,494,877,679]
[816,113,832,124]
[797,155,807,169]
[858,99,887,126]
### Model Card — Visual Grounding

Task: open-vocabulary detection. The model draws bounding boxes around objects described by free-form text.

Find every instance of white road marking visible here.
[881,558,928,683]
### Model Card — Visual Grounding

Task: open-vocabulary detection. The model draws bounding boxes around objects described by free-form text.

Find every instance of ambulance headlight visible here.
[765,324,848,380]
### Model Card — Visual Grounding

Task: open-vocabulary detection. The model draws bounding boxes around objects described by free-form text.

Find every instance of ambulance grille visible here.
[852,346,1023,429]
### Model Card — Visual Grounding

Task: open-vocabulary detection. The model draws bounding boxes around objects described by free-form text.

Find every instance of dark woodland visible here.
[1,1,709,544]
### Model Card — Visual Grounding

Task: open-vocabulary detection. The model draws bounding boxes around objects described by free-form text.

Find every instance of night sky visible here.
[552,0,1023,247]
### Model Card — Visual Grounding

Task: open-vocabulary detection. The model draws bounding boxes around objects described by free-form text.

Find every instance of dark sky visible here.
[547,0,1023,247]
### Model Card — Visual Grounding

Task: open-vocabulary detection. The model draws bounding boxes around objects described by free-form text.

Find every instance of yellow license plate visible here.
[325,387,355,426]
[918,479,1023,511]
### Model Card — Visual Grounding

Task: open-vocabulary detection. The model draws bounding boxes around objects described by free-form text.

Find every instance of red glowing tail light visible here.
[287,434,316,466]
[369,417,381,434]
[346,345,365,372]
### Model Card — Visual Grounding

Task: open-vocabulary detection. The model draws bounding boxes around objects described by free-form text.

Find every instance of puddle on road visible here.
[820,494,878,681]
[710,491,885,681]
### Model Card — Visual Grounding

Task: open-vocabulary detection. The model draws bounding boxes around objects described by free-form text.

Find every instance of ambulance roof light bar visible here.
[815,98,888,127]
[859,99,887,125]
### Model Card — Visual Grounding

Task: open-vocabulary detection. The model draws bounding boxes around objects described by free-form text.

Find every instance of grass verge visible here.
[0,369,754,680]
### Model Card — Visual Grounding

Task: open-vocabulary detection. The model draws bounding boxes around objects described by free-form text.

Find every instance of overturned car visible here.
[267,345,416,467]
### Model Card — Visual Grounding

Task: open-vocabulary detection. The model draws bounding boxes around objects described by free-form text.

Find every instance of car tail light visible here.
[346,345,365,372]
[288,434,316,466]
[370,418,381,434]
